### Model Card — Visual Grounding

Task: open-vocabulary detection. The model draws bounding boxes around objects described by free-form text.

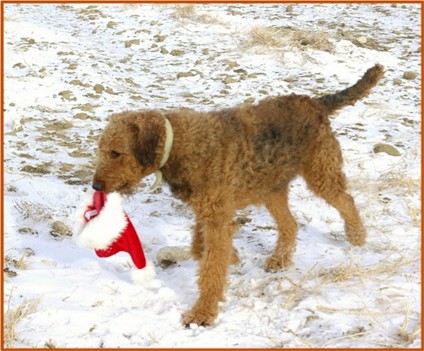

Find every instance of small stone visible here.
[105,87,118,95]
[81,103,95,111]
[286,5,294,12]
[23,248,35,257]
[18,228,34,235]
[157,246,191,269]
[373,143,401,156]
[93,84,105,93]
[125,39,140,48]
[106,21,117,29]
[234,68,248,75]
[154,34,166,42]
[393,78,402,86]
[402,71,417,80]
[75,112,89,120]
[70,79,83,86]
[224,76,237,84]
[244,97,255,104]
[58,90,74,100]
[177,71,196,78]
[170,49,185,56]
[357,36,367,44]
[160,47,169,54]
[13,62,26,69]
[4,268,17,278]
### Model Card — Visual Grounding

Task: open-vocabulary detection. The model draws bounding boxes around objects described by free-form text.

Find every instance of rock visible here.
[13,62,26,69]
[23,247,35,257]
[393,78,402,85]
[286,5,294,12]
[224,76,238,84]
[75,113,89,120]
[234,68,248,75]
[4,268,17,278]
[93,84,105,94]
[50,221,72,237]
[373,143,401,156]
[69,79,90,87]
[170,49,185,56]
[357,36,367,44]
[81,103,95,111]
[156,246,191,268]
[177,71,196,78]
[105,87,118,95]
[402,71,417,80]
[154,34,166,42]
[125,39,140,48]
[160,47,169,54]
[106,21,117,29]
[58,90,74,101]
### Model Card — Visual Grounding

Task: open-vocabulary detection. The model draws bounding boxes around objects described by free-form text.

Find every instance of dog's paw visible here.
[183,307,217,327]
[345,223,367,247]
[264,255,291,272]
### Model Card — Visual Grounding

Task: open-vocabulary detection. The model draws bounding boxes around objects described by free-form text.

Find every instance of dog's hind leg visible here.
[264,188,298,272]
[300,129,366,246]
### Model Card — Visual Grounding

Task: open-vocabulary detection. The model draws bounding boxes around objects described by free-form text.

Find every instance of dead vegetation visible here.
[171,4,225,26]
[318,251,419,284]
[240,26,334,53]
[4,297,41,348]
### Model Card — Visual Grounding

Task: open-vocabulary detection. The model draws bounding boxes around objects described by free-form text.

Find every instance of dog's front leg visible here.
[183,216,233,327]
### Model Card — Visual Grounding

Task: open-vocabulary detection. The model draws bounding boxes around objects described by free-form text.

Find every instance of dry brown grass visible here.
[171,4,196,19]
[397,304,422,345]
[4,298,40,347]
[318,251,419,284]
[171,5,225,26]
[241,26,334,53]
[13,199,54,222]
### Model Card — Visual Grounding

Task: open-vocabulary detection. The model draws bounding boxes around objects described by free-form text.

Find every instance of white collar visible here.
[151,117,173,190]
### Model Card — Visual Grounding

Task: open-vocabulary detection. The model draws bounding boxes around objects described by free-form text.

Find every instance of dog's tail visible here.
[317,64,384,114]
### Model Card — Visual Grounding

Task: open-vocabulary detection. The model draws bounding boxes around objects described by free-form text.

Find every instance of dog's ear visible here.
[130,121,160,168]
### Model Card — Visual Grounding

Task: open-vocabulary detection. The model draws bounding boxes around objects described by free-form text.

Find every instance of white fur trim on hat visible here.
[73,191,95,239]
[130,261,156,284]
[75,192,127,250]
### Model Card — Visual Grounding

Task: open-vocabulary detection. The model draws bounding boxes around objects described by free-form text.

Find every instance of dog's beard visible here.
[117,182,136,195]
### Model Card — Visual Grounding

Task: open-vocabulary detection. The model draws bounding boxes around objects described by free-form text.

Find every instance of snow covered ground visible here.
[3,3,421,348]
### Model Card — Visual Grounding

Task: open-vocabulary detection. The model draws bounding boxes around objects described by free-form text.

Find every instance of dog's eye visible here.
[111,151,121,159]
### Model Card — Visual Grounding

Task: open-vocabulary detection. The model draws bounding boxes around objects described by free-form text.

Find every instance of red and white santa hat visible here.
[73,190,155,284]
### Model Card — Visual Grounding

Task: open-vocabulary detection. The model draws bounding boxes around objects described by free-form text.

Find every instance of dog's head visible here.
[92,110,168,194]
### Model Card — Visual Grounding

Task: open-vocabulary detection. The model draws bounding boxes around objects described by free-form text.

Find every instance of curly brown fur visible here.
[93,64,384,327]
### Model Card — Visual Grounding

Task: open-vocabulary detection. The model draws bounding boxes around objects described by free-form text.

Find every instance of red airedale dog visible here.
[92,64,384,326]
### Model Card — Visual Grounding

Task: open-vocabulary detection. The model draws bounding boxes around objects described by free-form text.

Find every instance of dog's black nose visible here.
[92,183,104,191]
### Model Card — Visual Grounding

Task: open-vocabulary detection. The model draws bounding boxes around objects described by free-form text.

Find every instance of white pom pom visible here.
[130,261,156,284]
